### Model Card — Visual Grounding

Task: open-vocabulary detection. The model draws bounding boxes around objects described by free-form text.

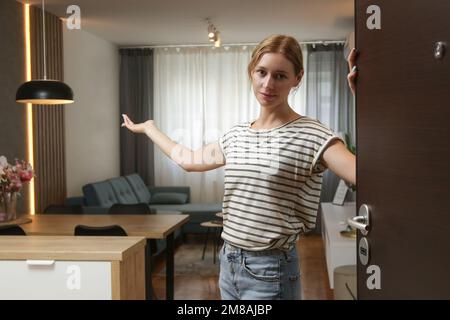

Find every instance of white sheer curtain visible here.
[153,45,307,202]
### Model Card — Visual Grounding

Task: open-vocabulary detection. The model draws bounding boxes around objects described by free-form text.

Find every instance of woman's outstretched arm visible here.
[121,114,225,172]
[322,140,356,185]
[322,47,358,185]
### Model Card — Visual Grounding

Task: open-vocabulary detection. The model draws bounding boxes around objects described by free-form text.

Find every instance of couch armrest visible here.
[148,186,191,203]
[65,196,86,206]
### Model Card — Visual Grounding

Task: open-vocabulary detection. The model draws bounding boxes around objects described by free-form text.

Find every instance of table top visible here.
[0,217,32,227]
[20,214,189,239]
[0,236,146,261]
[201,220,223,228]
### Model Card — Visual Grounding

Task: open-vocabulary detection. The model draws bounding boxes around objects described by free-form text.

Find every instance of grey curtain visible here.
[306,44,354,140]
[305,44,356,233]
[119,48,154,186]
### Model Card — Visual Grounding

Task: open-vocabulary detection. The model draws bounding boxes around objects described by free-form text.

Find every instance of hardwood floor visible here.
[298,233,334,300]
[152,233,333,300]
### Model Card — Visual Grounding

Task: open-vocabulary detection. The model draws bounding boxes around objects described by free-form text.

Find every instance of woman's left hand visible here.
[347,48,358,95]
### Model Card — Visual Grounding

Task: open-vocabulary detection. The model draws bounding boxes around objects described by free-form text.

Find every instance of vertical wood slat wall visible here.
[30,6,66,213]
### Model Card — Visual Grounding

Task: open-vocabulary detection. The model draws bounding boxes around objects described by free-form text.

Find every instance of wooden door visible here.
[355,0,450,299]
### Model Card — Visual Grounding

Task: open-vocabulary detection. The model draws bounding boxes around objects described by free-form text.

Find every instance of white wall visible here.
[63,27,120,197]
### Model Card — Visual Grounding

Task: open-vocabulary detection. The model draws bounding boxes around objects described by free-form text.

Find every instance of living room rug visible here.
[157,242,220,277]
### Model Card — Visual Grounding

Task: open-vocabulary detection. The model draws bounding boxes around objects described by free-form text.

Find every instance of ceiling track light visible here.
[207,24,215,38]
[214,32,221,47]
[206,18,221,47]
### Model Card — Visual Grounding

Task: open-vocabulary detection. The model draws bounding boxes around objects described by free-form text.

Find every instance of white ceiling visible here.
[17,0,354,46]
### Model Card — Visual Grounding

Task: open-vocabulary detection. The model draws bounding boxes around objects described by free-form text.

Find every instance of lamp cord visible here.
[42,0,47,80]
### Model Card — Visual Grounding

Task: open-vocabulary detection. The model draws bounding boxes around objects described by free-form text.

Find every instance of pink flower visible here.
[19,170,34,182]
[0,155,34,198]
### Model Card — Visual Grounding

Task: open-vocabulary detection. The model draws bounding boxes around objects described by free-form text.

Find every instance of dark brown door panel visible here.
[356,0,450,299]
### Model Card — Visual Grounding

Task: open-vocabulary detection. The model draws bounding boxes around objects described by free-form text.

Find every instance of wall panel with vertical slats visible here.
[30,6,66,213]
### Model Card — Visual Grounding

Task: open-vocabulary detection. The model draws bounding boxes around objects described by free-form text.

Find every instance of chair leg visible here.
[202,227,209,260]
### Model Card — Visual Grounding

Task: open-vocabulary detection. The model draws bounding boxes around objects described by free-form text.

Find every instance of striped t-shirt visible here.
[218,116,343,251]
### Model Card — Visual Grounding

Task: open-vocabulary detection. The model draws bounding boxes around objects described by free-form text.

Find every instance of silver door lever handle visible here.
[347,216,369,231]
[347,204,371,235]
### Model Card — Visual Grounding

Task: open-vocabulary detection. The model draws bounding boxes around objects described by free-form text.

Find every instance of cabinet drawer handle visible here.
[26,260,55,266]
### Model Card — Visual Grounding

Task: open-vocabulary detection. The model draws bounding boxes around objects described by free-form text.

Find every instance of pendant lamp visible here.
[16,0,74,105]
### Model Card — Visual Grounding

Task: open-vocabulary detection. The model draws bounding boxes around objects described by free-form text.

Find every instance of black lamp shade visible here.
[16,80,74,105]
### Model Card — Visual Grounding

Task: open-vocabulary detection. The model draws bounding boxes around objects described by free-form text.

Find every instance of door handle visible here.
[26,260,55,266]
[348,216,369,232]
[347,204,370,235]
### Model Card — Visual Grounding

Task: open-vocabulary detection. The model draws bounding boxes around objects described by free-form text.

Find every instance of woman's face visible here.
[251,52,302,108]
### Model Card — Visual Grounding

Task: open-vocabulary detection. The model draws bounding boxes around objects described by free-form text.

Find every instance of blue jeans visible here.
[219,242,301,300]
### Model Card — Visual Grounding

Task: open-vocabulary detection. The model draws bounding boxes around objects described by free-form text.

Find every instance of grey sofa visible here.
[65,173,223,235]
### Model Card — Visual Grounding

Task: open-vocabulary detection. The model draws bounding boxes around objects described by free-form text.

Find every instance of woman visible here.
[122,35,358,300]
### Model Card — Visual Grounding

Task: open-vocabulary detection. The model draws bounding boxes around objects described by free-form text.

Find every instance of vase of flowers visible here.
[0,156,34,222]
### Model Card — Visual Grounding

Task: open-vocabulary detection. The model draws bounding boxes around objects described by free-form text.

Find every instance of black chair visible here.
[0,224,26,235]
[108,203,157,254]
[108,203,155,215]
[74,224,127,236]
[43,204,83,214]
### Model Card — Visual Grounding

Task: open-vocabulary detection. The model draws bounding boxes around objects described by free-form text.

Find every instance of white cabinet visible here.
[321,202,356,289]
[0,260,111,300]
[0,236,146,300]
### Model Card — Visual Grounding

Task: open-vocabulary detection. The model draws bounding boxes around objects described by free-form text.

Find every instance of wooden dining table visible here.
[19,212,189,300]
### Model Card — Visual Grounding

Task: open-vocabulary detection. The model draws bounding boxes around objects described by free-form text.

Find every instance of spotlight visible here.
[208,24,215,38]
[206,19,221,46]
[214,32,221,47]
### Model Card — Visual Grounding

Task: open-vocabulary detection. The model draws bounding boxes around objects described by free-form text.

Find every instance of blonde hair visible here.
[248,35,303,78]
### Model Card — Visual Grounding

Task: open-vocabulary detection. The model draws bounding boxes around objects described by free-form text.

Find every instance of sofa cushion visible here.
[149,186,190,203]
[150,192,188,204]
[125,173,151,203]
[82,181,118,207]
[108,177,139,204]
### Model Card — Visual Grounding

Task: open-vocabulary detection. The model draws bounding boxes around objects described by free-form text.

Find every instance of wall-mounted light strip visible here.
[24,3,35,215]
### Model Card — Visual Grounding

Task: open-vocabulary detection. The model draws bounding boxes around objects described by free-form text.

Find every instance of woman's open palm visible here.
[121,114,154,134]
